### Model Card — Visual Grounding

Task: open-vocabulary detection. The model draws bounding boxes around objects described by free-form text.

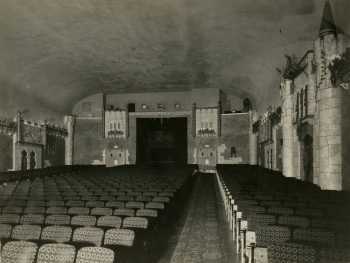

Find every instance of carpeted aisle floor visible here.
[163,174,238,263]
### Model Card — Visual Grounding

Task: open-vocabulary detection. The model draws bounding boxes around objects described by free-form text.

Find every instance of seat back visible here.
[2,206,23,214]
[68,207,89,215]
[21,214,45,225]
[267,206,294,215]
[85,201,104,208]
[278,215,310,228]
[24,206,45,214]
[11,224,42,240]
[1,241,38,263]
[45,214,71,225]
[136,209,158,218]
[37,243,76,263]
[256,225,291,246]
[91,208,112,216]
[113,208,135,217]
[123,217,148,229]
[293,228,336,245]
[73,227,104,246]
[105,201,125,209]
[66,200,85,207]
[46,200,65,207]
[0,223,12,238]
[104,228,135,247]
[46,207,67,215]
[97,216,122,228]
[145,202,165,210]
[152,196,170,203]
[71,215,97,226]
[0,214,20,224]
[76,247,114,263]
[125,201,144,209]
[41,226,72,243]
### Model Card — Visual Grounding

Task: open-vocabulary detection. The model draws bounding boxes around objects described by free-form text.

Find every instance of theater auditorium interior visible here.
[0,0,350,262]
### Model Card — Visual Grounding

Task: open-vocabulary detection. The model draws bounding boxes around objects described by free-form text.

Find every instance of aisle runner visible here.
[169,175,237,263]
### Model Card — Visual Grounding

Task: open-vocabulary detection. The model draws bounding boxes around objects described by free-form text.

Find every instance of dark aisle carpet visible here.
[160,175,238,263]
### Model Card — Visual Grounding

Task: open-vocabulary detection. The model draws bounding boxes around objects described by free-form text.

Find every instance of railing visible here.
[215,171,268,263]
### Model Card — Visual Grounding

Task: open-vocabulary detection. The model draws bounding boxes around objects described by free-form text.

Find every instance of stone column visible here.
[318,85,342,190]
[281,79,295,177]
[64,115,76,165]
[249,110,258,165]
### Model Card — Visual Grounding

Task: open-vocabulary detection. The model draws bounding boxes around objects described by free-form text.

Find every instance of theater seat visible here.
[1,240,38,263]
[145,202,165,210]
[76,247,114,263]
[97,216,122,228]
[278,215,310,228]
[105,201,125,209]
[46,207,68,215]
[21,214,45,225]
[68,207,90,215]
[73,227,104,246]
[45,214,71,226]
[24,206,45,215]
[41,226,72,243]
[113,209,135,217]
[91,208,113,216]
[11,224,42,241]
[0,223,12,239]
[86,201,105,208]
[71,215,97,227]
[0,214,21,224]
[37,243,76,263]
[104,228,135,247]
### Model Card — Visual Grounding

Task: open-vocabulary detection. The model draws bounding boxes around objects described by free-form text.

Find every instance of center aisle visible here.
[167,174,238,263]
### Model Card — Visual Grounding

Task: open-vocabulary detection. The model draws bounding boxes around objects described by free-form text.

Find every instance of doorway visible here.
[302,135,313,183]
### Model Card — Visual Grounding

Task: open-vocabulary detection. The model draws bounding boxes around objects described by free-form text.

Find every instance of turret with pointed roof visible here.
[319,0,337,37]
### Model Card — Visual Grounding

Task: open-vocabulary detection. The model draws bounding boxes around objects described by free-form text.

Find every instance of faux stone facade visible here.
[254,1,350,190]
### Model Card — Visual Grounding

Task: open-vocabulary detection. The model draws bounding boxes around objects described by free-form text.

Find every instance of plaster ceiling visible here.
[0,0,349,120]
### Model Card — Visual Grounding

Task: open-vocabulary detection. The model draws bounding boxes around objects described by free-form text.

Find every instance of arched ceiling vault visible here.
[0,0,349,120]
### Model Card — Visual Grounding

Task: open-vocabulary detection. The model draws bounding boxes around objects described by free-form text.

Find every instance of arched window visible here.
[29,151,36,170]
[304,85,308,116]
[21,150,27,171]
[230,147,236,158]
[243,98,252,112]
[300,90,304,118]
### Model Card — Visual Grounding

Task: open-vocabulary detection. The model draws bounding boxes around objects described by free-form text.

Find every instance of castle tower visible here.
[280,79,295,177]
[64,115,76,165]
[315,0,344,190]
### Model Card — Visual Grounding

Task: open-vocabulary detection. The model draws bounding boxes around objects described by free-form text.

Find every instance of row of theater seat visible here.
[2,242,116,263]
[216,165,350,263]
[0,205,163,216]
[0,165,195,262]
[0,224,136,246]
[0,212,157,226]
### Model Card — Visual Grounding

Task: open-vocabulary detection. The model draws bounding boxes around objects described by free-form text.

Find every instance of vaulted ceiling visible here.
[0,0,349,120]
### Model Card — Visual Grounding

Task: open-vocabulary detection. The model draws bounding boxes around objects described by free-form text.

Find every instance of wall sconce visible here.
[141,104,148,110]
[174,103,181,110]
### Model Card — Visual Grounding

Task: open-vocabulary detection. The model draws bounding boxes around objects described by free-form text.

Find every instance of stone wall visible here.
[73,118,106,165]
[44,134,65,167]
[217,113,250,164]
[14,143,42,170]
